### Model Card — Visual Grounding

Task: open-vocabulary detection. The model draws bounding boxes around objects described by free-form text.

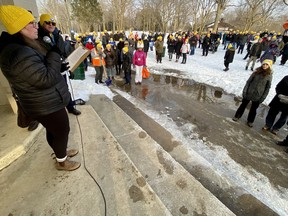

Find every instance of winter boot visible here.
[223,68,229,71]
[55,159,81,171]
[67,149,79,157]
[245,66,248,70]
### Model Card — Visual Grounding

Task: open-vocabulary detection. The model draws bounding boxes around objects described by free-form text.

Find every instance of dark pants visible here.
[202,47,209,56]
[84,58,88,70]
[234,98,260,123]
[37,108,70,159]
[281,54,288,65]
[124,67,131,84]
[265,106,288,131]
[190,46,196,55]
[116,64,122,75]
[168,52,173,60]
[95,66,104,83]
[224,61,230,69]
[182,53,187,63]
[62,74,75,112]
[156,52,162,63]
[238,45,244,54]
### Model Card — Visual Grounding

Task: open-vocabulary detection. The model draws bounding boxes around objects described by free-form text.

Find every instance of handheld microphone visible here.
[43,36,53,46]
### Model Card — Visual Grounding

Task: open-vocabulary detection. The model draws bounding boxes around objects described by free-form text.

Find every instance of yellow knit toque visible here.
[0,5,34,35]
[40,14,54,26]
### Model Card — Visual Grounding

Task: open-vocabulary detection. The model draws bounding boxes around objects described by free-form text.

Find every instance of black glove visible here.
[50,45,62,55]
[61,62,70,72]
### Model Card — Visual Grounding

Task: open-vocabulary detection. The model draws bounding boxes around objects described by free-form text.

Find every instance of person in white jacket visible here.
[181,39,190,64]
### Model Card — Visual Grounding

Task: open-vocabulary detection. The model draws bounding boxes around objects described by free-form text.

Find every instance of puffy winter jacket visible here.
[243,70,272,103]
[269,75,288,112]
[0,32,70,118]
[133,50,146,66]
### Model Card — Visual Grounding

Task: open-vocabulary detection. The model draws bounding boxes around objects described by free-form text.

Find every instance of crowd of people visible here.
[0,4,288,173]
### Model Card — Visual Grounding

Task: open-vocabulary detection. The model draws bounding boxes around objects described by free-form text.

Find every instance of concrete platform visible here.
[0,97,234,215]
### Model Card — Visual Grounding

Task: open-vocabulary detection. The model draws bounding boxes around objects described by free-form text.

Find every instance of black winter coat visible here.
[249,43,262,58]
[224,48,235,63]
[269,76,288,113]
[0,32,70,118]
[167,39,175,53]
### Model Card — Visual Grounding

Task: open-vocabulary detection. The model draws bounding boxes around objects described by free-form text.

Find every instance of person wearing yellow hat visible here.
[38,13,84,116]
[167,34,175,61]
[91,43,106,84]
[245,36,263,71]
[155,36,164,63]
[122,46,132,85]
[202,33,211,56]
[104,43,116,81]
[232,58,272,127]
[223,43,235,71]
[0,5,80,171]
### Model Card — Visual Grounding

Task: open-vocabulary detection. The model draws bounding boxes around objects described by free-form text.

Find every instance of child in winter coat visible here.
[232,59,273,127]
[223,44,235,71]
[133,41,146,84]
[181,39,190,64]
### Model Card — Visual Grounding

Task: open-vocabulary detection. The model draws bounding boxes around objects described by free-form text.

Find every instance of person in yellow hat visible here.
[38,13,85,115]
[104,43,116,81]
[0,5,80,171]
[122,46,132,85]
[154,35,164,63]
[233,59,273,127]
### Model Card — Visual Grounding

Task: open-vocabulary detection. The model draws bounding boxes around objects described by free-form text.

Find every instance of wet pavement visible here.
[111,70,288,215]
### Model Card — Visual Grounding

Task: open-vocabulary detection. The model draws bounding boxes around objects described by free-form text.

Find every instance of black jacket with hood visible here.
[0,31,70,118]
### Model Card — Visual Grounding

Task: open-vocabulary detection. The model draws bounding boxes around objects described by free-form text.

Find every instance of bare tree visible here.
[213,0,230,32]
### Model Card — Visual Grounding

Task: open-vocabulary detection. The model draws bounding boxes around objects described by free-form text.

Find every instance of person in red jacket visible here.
[133,41,146,84]
[85,38,94,64]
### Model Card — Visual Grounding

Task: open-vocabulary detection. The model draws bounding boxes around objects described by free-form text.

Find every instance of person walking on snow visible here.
[223,44,235,71]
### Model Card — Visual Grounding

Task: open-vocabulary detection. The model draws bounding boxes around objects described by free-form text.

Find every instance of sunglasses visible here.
[44,21,56,26]
[28,21,38,28]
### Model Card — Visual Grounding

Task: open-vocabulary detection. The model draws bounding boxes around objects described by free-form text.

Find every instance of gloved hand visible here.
[61,62,70,72]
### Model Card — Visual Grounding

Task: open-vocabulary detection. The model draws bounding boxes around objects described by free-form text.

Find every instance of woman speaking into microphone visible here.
[0,5,80,171]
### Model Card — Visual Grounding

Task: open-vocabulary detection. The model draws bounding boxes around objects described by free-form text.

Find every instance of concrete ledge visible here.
[89,94,235,216]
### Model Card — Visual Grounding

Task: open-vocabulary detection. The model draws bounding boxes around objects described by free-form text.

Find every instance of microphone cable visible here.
[67,72,107,216]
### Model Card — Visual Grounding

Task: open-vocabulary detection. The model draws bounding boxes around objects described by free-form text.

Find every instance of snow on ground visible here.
[69,43,288,216]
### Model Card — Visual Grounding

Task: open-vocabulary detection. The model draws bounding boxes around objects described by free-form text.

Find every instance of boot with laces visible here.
[55,159,81,171]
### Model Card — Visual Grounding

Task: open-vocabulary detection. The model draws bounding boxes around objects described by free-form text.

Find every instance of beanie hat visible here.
[40,14,55,26]
[124,41,129,45]
[254,35,260,40]
[106,44,111,49]
[0,5,34,35]
[137,41,144,49]
[96,43,102,50]
[87,38,92,43]
[123,47,128,54]
[262,59,273,68]
[227,44,233,49]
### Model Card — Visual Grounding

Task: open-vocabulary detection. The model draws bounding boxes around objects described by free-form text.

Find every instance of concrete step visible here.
[76,105,172,215]
[0,105,43,171]
[89,94,234,216]
[0,105,172,216]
